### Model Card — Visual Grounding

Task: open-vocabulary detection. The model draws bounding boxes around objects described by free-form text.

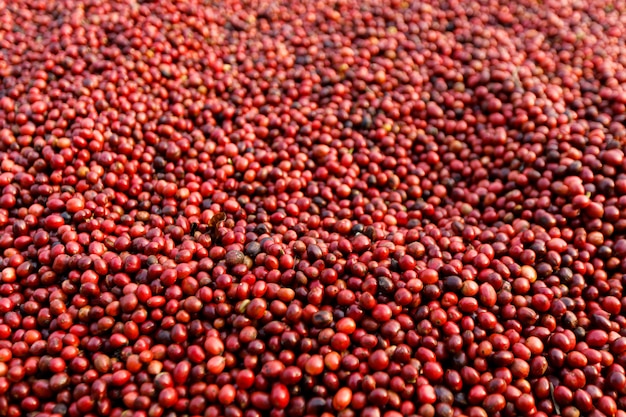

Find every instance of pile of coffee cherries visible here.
[0,0,626,416]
